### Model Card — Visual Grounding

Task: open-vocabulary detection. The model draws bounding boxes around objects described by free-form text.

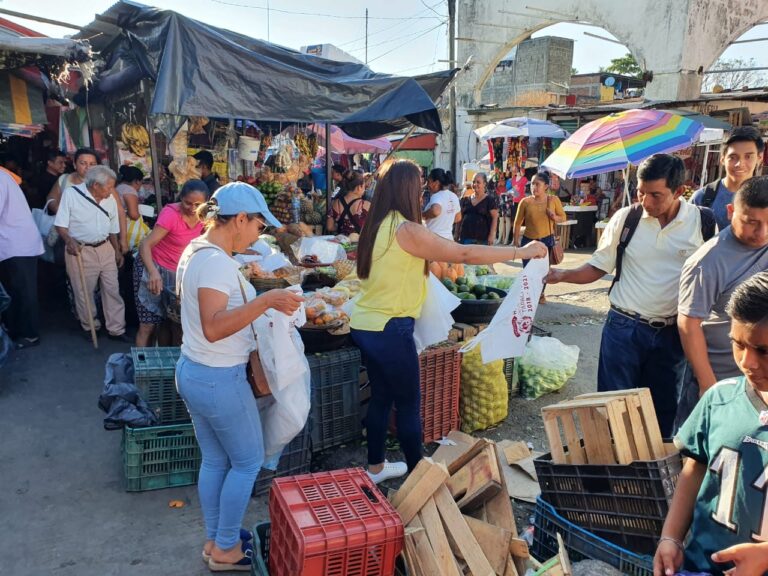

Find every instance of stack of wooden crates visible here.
[533,389,682,566]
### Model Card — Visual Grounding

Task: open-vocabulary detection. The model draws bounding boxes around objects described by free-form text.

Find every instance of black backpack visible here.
[700,180,720,208]
[610,203,716,293]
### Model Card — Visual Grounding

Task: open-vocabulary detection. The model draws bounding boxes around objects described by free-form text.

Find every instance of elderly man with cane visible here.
[54,165,130,344]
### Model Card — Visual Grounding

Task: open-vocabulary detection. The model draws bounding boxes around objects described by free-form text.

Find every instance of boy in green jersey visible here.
[655,272,768,576]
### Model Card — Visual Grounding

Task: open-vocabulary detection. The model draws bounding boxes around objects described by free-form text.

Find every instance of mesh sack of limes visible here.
[460,335,580,432]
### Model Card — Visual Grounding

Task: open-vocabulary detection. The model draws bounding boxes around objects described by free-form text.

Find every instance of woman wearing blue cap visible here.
[175,182,303,571]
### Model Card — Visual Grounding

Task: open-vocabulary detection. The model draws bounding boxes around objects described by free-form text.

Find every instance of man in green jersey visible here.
[655,272,768,576]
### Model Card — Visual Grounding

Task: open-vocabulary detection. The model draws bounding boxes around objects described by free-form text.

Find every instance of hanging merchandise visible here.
[168,122,198,186]
[491,138,504,172]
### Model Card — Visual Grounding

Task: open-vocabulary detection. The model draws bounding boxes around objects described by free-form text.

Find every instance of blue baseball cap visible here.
[211,182,282,228]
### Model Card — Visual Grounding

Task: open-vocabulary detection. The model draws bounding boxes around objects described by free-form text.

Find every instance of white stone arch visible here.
[470,20,639,107]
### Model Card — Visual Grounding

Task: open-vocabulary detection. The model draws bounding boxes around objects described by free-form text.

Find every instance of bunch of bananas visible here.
[121,123,149,157]
[295,133,312,157]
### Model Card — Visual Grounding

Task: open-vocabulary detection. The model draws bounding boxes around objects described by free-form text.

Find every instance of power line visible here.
[367,20,446,65]
[207,0,442,20]
[336,1,444,49]
[347,20,444,54]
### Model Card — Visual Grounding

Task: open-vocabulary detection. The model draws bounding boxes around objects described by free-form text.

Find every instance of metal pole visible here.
[448,0,457,176]
[0,7,85,30]
[383,124,418,162]
[325,123,333,231]
[141,80,163,210]
[700,144,710,185]
[623,167,630,207]
[365,8,368,65]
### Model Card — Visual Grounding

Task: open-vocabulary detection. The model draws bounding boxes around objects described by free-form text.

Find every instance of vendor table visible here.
[595,221,607,245]
[556,220,577,250]
[564,205,598,248]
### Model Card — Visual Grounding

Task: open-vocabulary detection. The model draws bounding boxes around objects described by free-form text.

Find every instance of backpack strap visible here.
[701,181,720,208]
[609,204,644,294]
[698,206,717,241]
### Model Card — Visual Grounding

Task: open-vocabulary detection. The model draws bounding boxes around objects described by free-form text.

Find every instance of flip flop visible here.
[207,541,254,572]
[14,337,40,350]
[202,530,254,564]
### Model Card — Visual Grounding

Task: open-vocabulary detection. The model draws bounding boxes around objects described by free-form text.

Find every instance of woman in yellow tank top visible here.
[351,159,548,484]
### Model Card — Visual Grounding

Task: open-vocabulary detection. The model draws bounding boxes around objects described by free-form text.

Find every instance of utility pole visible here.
[365,8,369,65]
[448,0,457,176]
[267,0,270,41]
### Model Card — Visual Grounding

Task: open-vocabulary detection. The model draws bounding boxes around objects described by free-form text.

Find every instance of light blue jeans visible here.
[176,354,264,550]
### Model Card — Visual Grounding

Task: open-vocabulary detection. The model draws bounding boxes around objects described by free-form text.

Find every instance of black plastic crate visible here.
[532,497,653,576]
[534,447,681,554]
[131,347,189,424]
[503,358,518,394]
[530,324,552,339]
[122,423,201,492]
[252,422,312,497]
[307,347,361,452]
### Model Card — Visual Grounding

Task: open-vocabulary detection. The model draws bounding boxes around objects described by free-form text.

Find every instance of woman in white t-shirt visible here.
[422,168,461,240]
[175,182,303,571]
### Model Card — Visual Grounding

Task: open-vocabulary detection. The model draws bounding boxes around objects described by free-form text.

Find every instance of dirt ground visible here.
[0,249,612,576]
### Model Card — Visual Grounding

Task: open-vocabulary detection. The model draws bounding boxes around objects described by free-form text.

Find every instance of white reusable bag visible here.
[413,273,461,353]
[460,257,548,363]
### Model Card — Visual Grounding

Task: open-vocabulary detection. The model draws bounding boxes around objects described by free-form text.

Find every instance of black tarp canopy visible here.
[77,1,456,139]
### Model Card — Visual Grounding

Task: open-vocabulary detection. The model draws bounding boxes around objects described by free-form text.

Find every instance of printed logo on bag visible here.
[511,315,533,337]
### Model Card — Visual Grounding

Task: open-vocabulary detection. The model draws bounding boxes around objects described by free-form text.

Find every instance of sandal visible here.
[202,530,254,564]
[14,337,40,350]
[208,541,254,572]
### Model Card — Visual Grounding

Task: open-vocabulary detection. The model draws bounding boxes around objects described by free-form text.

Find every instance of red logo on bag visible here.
[511,315,533,337]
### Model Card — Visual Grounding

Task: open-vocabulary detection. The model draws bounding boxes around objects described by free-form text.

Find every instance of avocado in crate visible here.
[122,423,201,492]
[131,347,189,424]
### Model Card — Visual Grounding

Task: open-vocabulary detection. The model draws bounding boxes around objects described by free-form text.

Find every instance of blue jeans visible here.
[597,309,686,437]
[351,318,422,471]
[521,234,555,267]
[176,354,264,549]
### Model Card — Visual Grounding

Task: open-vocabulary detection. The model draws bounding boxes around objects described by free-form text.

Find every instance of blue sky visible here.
[1,1,766,77]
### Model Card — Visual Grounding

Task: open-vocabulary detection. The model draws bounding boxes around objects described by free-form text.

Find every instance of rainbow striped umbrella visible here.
[541,109,704,179]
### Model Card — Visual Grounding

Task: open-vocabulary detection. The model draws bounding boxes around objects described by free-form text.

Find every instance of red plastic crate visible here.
[389,341,462,444]
[268,468,404,576]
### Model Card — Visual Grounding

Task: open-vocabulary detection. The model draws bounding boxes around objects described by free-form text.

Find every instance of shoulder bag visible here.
[180,245,271,398]
[236,278,272,398]
[547,196,564,265]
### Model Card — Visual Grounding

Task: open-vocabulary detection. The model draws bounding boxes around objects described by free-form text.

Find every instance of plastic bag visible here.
[414,273,460,353]
[295,237,346,263]
[460,338,508,433]
[254,296,310,467]
[460,258,547,363]
[518,336,580,399]
[31,199,56,263]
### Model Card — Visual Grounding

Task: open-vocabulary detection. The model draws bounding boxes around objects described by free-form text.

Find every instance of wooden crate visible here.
[541,389,665,465]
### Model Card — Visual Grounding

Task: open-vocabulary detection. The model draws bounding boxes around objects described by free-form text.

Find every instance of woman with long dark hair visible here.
[351,159,547,483]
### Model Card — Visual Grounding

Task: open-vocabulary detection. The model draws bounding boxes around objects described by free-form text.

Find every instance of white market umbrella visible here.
[474,117,569,140]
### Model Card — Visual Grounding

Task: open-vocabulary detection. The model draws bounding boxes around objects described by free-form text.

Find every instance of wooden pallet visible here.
[541,389,665,465]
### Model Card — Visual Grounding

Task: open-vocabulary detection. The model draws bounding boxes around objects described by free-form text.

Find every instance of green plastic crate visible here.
[307,347,361,452]
[122,423,201,492]
[131,347,189,424]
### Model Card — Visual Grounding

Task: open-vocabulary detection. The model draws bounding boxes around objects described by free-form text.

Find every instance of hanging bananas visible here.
[120,123,150,157]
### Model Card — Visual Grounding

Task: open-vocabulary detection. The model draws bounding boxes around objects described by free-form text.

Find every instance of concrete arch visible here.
[471,20,637,106]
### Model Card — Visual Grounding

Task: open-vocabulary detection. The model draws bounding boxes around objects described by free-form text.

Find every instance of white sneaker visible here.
[366,461,408,484]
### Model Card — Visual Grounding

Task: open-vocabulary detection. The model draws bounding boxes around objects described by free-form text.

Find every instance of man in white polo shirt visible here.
[55,165,129,342]
[546,154,716,436]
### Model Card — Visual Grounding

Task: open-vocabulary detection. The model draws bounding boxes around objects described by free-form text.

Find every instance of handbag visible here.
[237,278,272,398]
[126,217,150,250]
[31,199,57,261]
[180,244,271,398]
[547,196,564,265]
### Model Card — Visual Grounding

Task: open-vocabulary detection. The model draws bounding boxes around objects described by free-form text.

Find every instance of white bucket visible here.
[238,136,261,161]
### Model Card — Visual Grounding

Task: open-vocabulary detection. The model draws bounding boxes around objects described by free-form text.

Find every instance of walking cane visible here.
[75,250,99,349]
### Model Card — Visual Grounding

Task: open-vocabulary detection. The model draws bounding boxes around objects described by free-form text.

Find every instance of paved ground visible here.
[0,249,610,576]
